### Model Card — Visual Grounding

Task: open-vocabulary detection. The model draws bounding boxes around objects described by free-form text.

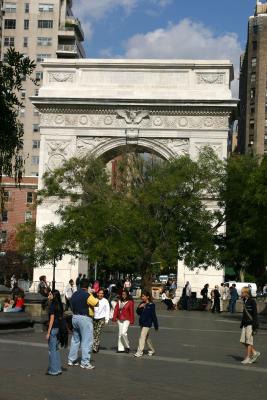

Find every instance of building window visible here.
[3,191,10,202]
[24,19,29,30]
[36,53,51,62]
[32,140,40,149]
[251,73,256,84]
[25,3,29,13]
[27,192,34,203]
[251,57,257,68]
[23,37,28,48]
[4,19,16,29]
[4,36,15,47]
[37,37,52,46]
[35,89,39,96]
[25,211,32,222]
[36,72,43,81]
[31,156,39,165]
[250,88,255,99]
[253,25,258,34]
[33,124,40,132]
[0,231,7,244]
[1,211,8,222]
[39,3,54,12]
[38,20,53,29]
[253,41,257,51]
[5,3,16,13]
[21,90,26,99]
[20,108,25,117]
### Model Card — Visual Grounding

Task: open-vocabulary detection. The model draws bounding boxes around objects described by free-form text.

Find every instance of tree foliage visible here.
[220,155,267,280]
[0,48,36,206]
[38,148,224,288]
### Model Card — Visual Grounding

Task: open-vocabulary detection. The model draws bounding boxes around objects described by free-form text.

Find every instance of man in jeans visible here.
[68,279,98,370]
[229,284,238,313]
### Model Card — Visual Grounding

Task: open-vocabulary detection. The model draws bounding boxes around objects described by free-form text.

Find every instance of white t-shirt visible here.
[94,298,110,323]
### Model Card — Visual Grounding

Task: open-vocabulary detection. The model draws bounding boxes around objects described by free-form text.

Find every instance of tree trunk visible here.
[239,268,245,282]
[141,263,153,292]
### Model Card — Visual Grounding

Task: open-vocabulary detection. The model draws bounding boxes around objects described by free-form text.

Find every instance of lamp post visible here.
[52,256,56,291]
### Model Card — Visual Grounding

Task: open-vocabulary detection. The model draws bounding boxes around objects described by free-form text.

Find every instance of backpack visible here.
[57,316,69,348]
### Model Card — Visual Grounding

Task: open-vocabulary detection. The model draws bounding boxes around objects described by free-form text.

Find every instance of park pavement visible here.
[0,310,266,400]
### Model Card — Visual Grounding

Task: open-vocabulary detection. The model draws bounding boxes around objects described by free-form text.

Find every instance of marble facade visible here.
[32,59,237,294]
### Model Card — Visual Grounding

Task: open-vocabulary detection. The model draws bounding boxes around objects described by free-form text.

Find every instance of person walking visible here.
[64,279,75,311]
[134,291,159,358]
[219,283,225,312]
[124,278,132,291]
[46,290,64,376]
[68,279,99,370]
[75,273,82,290]
[201,284,209,310]
[93,289,110,353]
[112,289,134,353]
[211,285,221,313]
[229,284,238,313]
[240,287,260,364]
[182,281,191,310]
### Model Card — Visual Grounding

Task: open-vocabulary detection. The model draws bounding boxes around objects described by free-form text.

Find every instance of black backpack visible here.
[57,316,68,348]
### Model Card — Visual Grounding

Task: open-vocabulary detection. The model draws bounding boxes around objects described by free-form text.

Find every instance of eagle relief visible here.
[116,110,150,125]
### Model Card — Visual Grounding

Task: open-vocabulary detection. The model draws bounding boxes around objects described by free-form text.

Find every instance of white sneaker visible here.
[251,351,261,363]
[80,363,95,370]
[134,353,143,358]
[67,361,79,366]
[148,351,155,356]
[241,357,252,365]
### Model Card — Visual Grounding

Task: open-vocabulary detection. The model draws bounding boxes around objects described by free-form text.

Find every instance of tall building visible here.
[238,1,267,155]
[1,0,85,176]
[0,1,85,278]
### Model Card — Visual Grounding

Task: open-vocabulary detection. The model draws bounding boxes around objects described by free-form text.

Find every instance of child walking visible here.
[240,287,260,364]
[134,291,159,358]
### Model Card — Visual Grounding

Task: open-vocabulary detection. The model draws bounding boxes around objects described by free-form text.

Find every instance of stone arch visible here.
[90,137,181,161]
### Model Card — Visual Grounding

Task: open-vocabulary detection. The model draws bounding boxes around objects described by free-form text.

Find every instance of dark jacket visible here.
[136,302,159,330]
[240,297,258,329]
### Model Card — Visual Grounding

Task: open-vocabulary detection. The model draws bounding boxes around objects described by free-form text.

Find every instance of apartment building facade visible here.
[1,0,85,176]
[238,1,267,155]
[0,0,85,275]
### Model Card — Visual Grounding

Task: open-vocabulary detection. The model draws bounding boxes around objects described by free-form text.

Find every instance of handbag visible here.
[243,303,259,335]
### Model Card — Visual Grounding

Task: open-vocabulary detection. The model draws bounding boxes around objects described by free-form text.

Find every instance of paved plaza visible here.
[0,310,266,400]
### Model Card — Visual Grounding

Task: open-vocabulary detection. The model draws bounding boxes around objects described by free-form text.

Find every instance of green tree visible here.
[38,148,225,289]
[0,48,36,205]
[220,154,267,280]
[16,221,37,276]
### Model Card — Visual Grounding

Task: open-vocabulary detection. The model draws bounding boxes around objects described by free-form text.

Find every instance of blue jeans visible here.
[68,315,93,366]
[6,307,23,313]
[229,299,237,313]
[48,328,62,375]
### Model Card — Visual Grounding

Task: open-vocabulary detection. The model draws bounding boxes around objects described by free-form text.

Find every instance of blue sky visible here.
[73,0,257,57]
[72,0,261,94]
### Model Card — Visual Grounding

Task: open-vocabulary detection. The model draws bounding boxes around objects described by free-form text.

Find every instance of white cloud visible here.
[72,0,137,20]
[123,19,242,96]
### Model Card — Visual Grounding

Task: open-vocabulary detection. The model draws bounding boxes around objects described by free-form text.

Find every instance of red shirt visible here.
[15,298,25,308]
[112,300,134,325]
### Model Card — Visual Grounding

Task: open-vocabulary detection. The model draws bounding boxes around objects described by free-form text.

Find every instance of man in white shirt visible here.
[64,279,76,311]
[93,289,110,353]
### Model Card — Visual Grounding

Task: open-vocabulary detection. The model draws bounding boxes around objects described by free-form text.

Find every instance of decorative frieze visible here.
[197,73,225,85]
[48,72,75,83]
[40,112,229,130]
